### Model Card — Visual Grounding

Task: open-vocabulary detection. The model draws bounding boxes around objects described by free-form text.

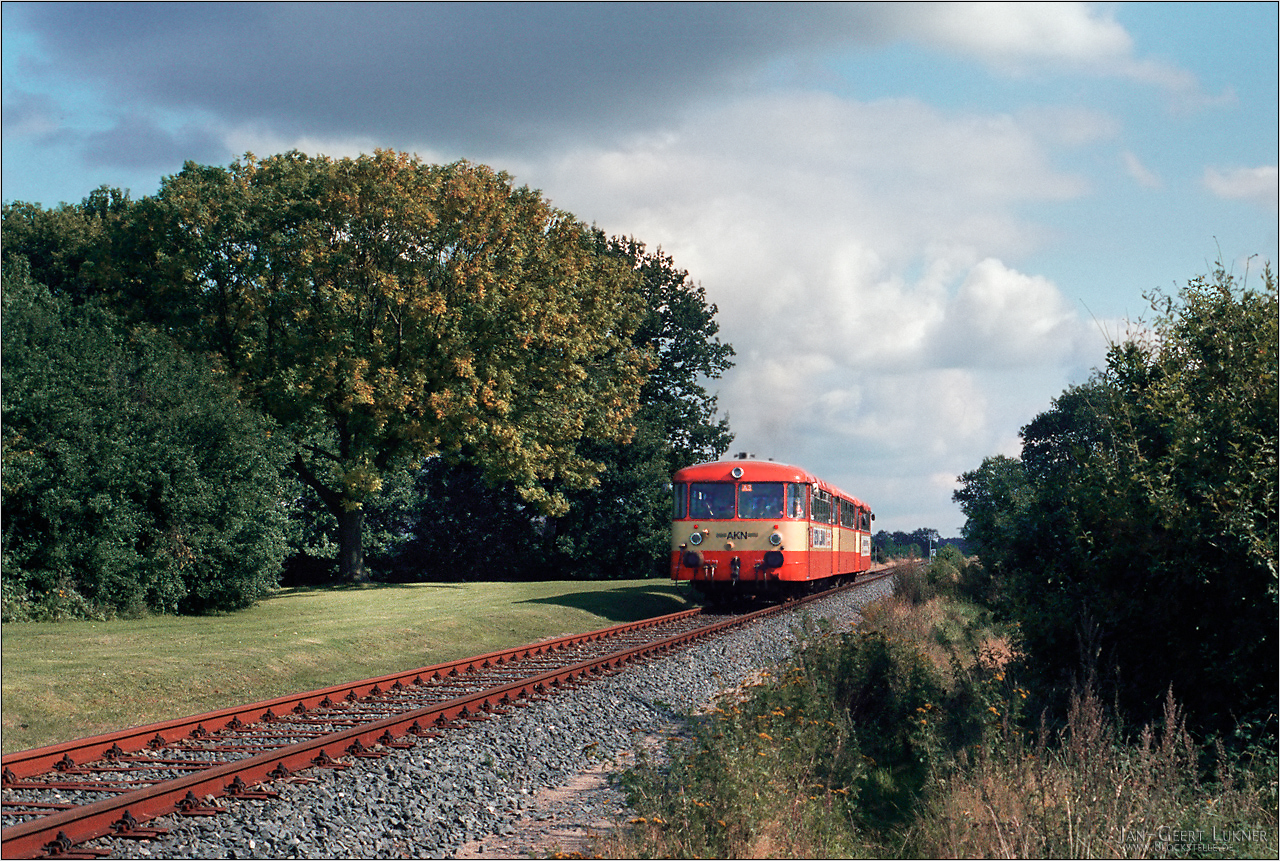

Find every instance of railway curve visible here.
[3,571,895,859]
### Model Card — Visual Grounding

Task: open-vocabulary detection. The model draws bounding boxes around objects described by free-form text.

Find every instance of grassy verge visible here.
[0,579,694,754]
[602,558,1278,859]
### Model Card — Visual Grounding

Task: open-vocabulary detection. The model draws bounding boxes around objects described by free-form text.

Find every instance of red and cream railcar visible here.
[670,455,874,601]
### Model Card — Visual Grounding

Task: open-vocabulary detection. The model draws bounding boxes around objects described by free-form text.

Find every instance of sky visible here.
[3,2,1277,536]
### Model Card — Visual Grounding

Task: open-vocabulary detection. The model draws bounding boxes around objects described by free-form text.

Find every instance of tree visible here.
[542,235,735,578]
[113,151,651,582]
[367,234,736,583]
[953,454,1030,578]
[1,187,133,303]
[370,458,548,581]
[607,235,735,471]
[872,527,944,560]
[1,267,289,617]
[954,265,1277,740]
[545,419,676,577]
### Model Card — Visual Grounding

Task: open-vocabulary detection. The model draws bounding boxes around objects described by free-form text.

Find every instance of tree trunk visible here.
[292,453,368,584]
[337,507,368,583]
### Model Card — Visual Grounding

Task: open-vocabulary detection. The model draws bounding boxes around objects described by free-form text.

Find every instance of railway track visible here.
[2,571,893,859]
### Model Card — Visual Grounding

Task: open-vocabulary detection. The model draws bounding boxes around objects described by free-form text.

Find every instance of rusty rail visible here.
[3,571,894,858]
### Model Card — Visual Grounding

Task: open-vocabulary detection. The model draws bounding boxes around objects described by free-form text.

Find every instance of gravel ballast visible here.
[99,580,892,859]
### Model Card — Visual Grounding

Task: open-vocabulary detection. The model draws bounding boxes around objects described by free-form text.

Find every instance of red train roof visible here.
[673,458,868,509]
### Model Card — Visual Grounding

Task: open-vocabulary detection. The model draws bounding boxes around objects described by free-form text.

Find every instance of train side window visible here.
[672,482,687,520]
[785,483,807,519]
[689,482,736,519]
[812,489,833,524]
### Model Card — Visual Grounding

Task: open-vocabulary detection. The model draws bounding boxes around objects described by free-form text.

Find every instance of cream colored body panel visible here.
[670,519,808,554]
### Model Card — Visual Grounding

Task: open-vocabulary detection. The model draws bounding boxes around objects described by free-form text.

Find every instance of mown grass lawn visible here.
[0,579,696,754]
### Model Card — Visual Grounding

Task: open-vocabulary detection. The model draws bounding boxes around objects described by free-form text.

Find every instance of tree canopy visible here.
[110,151,652,581]
[610,235,735,471]
[347,233,736,583]
[2,150,737,604]
[954,265,1277,742]
[0,186,133,303]
[542,235,735,578]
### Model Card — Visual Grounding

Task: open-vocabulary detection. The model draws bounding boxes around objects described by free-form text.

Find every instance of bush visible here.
[955,267,1278,742]
[893,559,934,605]
[607,604,1011,857]
[956,556,1001,607]
[2,275,291,617]
[896,550,970,606]
[1,573,110,623]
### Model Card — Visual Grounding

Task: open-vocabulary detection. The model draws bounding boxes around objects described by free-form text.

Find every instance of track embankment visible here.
[3,572,896,859]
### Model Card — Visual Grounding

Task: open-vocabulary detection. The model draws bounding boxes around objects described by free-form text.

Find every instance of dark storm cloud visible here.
[2,89,66,140]
[13,2,893,150]
[81,114,228,170]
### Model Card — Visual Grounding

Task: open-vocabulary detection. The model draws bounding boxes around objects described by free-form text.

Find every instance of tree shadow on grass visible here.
[519,582,697,623]
[274,582,465,599]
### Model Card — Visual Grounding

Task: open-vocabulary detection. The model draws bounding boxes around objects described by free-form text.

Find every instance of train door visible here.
[858,507,873,571]
[831,497,844,572]
[809,487,835,580]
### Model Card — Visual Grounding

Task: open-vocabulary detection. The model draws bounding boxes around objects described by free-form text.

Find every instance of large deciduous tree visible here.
[117,151,651,582]
[366,234,737,582]
[607,235,735,472]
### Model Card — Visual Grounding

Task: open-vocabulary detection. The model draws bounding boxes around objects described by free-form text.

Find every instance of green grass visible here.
[0,579,695,754]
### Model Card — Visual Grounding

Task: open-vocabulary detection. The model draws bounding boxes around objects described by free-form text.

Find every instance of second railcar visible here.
[670,455,873,602]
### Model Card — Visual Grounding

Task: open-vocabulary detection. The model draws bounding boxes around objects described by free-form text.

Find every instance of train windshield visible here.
[672,483,687,519]
[737,482,786,519]
[689,482,736,520]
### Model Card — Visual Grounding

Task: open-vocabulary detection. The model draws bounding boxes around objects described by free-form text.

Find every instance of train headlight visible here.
[688,531,703,546]
[769,532,783,546]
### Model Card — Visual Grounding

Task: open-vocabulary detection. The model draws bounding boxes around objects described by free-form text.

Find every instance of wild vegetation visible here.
[604,553,1277,858]
[2,151,734,618]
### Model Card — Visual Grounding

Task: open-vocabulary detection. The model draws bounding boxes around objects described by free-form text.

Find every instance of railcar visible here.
[670,454,874,602]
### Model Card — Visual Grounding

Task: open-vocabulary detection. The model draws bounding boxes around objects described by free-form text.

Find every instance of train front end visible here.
[670,458,817,601]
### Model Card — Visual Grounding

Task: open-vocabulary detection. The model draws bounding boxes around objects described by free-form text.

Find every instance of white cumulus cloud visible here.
[917,1,1133,69]
[490,87,1115,533]
[1203,165,1279,210]
[930,258,1094,369]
